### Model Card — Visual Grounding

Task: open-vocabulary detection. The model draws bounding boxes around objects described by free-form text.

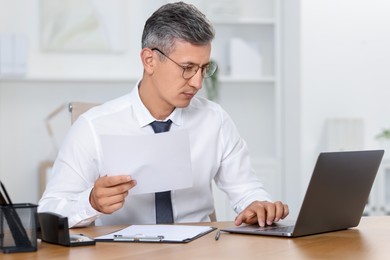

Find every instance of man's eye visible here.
[184,66,196,71]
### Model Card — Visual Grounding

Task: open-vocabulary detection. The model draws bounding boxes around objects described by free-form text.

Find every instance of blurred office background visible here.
[1,0,390,220]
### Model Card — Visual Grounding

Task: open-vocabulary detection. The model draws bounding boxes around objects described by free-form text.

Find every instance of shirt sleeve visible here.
[213,109,273,214]
[38,117,102,227]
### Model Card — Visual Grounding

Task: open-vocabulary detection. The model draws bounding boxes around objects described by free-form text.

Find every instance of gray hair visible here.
[141,1,215,55]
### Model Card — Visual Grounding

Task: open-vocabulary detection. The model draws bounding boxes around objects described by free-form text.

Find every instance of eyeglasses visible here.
[152,48,217,80]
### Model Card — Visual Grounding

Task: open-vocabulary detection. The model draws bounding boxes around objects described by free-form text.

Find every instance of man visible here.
[39,2,289,228]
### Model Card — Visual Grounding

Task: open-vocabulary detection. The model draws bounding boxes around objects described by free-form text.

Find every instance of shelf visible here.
[0,76,138,84]
[0,76,276,85]
[219,76,275,83]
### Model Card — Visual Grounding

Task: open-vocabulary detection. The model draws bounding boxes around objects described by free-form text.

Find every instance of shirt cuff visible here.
[69,187,101,228]
[234,191,273,214]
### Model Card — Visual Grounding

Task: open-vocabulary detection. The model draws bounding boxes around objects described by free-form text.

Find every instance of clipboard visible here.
[95,224,216,243]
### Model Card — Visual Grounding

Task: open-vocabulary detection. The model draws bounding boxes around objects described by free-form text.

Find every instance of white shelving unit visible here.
[194,0,283,220]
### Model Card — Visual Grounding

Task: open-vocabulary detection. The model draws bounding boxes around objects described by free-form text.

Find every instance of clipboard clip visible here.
[113,234,164,242]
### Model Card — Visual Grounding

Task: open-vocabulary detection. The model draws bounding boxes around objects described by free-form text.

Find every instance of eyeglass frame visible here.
[151,48,217,80]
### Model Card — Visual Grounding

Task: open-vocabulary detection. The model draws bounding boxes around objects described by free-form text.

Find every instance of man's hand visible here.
[235,201,289,227]
[89,175,137,214]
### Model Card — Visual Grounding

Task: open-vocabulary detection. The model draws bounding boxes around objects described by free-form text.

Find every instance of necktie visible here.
[150,120,174,224]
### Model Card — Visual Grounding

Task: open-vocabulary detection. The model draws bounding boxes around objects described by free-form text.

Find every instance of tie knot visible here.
[150,120,172,133]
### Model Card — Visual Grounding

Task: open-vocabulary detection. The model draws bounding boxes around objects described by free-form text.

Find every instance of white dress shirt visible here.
[38,81,272,227]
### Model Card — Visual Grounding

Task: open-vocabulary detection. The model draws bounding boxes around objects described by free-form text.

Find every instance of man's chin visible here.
[175,103,191,109]
[174,99,192,108]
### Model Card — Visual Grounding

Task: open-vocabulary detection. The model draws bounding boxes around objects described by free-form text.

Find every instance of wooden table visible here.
[2,216,390,259]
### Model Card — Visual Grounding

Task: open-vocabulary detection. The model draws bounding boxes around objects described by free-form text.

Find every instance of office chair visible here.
[40,103,95,197]
[68,102,99,124]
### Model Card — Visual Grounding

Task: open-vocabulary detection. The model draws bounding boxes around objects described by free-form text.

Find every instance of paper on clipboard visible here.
[100,130,193,195]
[94,224,216,243]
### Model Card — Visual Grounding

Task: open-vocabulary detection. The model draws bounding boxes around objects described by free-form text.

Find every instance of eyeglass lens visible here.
[152,48,217,79]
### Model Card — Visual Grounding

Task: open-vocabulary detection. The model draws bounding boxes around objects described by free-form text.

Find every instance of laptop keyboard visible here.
[255,225,294,233]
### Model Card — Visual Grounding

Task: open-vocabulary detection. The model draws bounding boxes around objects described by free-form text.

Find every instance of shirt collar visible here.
[129,79,183,128]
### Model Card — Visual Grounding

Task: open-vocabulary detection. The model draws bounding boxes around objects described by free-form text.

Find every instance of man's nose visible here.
[188,69,203,90]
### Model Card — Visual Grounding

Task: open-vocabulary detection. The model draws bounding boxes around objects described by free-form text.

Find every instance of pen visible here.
[0,180,12,205]
[215,230,221,241]
[114,234,164,242]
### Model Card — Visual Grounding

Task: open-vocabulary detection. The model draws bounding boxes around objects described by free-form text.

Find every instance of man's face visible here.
[151,41,212,109]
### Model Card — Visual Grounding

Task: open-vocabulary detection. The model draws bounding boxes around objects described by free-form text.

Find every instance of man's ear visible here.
[141,48,155,75]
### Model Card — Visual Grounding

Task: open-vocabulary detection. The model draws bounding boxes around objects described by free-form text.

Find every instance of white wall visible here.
[300,0,390,186]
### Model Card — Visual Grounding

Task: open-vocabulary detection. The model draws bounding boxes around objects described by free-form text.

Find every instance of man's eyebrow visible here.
[181,61,211,67]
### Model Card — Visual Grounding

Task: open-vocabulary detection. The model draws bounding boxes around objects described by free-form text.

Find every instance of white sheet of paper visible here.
[100,130,193,195]
[94,224,214,242]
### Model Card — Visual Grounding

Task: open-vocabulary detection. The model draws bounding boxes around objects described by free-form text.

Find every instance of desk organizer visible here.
[0,203,38,253]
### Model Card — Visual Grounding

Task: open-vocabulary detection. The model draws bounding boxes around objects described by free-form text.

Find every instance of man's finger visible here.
[100,175,133,187]
[273,201,284,222]
[255,206,266,227]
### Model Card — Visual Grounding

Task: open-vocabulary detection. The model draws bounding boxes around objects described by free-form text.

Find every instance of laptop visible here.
[222,150,384,237]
